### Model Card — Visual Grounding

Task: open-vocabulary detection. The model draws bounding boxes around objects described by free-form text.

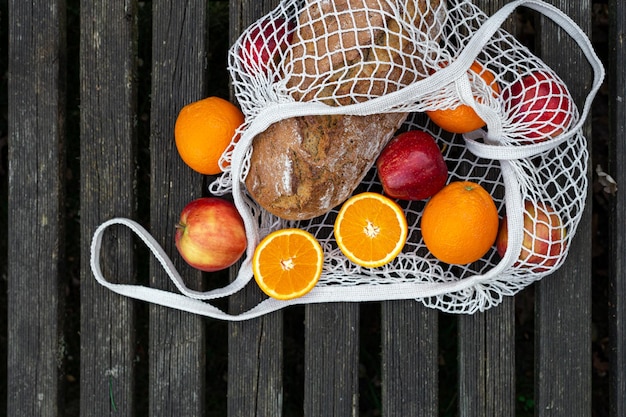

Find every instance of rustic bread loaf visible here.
[245,112,408,220]
[245,0,445,220]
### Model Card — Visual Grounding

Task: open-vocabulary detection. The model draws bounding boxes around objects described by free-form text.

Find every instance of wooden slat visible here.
[457,2,516,416]
[0,1,612,416]
[381,300,438,417]
[7,1,66,416]
[79,0,138,416]
[148,0,207,415]
[535,1,593,416]
[458,298,515,416]
[304,303,360,417]
[227,304,283,417]
[227,2,284,417]
[608,0,626,415]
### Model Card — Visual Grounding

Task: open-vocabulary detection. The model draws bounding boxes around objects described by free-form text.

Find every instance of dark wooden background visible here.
[1,0,623,416]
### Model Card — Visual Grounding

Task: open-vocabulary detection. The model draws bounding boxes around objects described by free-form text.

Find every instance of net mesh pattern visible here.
[208,0,595,314]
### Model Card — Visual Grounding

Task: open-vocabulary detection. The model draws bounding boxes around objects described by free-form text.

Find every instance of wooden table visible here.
[3,0,624,416]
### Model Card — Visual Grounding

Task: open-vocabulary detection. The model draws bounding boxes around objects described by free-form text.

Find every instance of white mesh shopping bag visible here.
[91,0,605,320]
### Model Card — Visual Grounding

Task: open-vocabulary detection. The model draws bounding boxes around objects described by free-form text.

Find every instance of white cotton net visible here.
[203,0,604,315]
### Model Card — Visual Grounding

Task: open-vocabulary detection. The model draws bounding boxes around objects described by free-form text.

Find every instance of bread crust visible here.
[245,112,408,220]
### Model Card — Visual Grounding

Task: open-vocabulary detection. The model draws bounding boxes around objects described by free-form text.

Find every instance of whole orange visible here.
[427,61,500,134]
[420,181,499,265]
[174,96,245,175]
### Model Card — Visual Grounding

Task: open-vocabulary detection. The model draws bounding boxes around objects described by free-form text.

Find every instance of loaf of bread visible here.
[245,112,408,220]
[245,0,445,220]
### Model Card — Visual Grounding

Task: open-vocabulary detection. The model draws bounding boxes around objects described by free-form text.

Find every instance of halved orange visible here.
[334,192,408,268]
[252,228,324,300]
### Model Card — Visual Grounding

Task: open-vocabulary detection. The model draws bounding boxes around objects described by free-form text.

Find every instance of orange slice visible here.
[334,192,408,268]
[252,228,324,300]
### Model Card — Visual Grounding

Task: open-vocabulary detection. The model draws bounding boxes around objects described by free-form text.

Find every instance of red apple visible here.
[175,197,247,272]
[239,17,294,74]
[502,70,573,143]
[496,200,567,271]
[376,130,448,200]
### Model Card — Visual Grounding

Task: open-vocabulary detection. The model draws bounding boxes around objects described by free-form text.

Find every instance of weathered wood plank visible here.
[381,300,438,417]
[304,303,360,417]
[608,0,626,416]
[228,1,284,416]
[227,307,283,417]
[458,297,515,417]
[148,0,208,415]
[79,0,137,416]
[535,1,593,416]
[7,1,66,415]
[457,2,516,416]
[284,0,361,407]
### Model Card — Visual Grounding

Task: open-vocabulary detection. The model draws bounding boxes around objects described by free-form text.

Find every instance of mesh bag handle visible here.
[91,217,473,320]
[91,0,604,320]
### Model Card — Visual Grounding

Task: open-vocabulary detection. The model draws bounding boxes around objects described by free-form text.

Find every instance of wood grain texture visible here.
[227,310,283,417]
[535,1,593,416]
[304,303,360,417]
[381,300,438,417]
[7,1,66,416]
[79,0,138,416]
[608,0,626,416]
[458,297,515,417]
[456,3,516,416]
[148,0,208,416]
[227,2,284,417]
[270,1,361,414]
[2,1,617,416]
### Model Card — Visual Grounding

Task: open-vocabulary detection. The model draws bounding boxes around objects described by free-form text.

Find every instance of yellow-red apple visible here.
[496,200,567,272]
[175,197,247,272]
